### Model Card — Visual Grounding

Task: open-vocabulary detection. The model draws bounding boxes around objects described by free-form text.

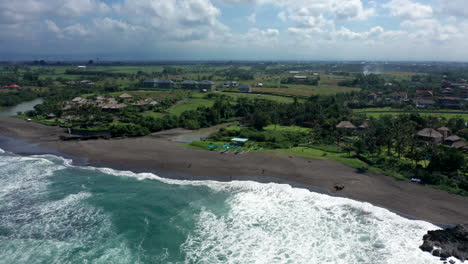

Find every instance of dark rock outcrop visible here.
[420,224,468,261]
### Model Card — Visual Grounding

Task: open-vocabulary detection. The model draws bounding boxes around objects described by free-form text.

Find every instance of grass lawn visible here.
[186,139,370,171]
[268,147,367,169]
[354,108,468,121]
[219,92,296,103]
[168,98,214,115]
[362,112,468,121]
[263,124,311,133]
[141,111,166,119]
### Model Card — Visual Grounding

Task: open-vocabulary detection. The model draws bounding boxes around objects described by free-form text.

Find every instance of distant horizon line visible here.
[1,59,468,64]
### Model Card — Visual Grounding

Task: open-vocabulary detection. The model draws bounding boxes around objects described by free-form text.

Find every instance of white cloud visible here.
[116,0,228,41]
[442,0,468,18]
[0,0,109,24]
[334,26,384,40]
[332,0,375,20]
[45,20,60,33]
[1,0,468,61]
[384,0,433,19]
[248,13,257,23]
[401,19,460,42]
[246,28,279,40]
[62,24,90,38]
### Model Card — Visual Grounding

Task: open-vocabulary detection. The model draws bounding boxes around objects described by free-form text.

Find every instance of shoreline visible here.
[0,117,467,226]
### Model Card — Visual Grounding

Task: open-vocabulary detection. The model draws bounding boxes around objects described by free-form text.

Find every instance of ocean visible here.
[0,148,463,264]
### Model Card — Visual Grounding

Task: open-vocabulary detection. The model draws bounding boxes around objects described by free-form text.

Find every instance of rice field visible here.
[354,107,468,121]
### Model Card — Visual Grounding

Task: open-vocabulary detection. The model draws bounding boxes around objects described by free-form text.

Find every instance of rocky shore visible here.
[420,224,468,262]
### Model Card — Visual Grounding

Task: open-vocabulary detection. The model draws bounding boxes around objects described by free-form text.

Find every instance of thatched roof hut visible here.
[119,93,133,99]
[101,103,127,110]
[437,127,450,132]
[445,135,462,142]
[71,97,87,104]
[336,121,356,129]
[450,140,466,149]
[417,128,443,139]
[133,100,148,106]
[359,121,369,129]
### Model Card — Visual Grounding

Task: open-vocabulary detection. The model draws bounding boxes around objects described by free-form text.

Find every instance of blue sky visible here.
[0,0,467,61]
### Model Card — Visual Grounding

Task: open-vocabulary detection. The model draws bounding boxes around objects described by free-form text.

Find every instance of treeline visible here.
[0,90,41,107]
[65,69,129,78]
[349,114,468,194]
[210,127,309,149]
[108,94,352,141]
[281,77,319,86]
[214,67,254,80]
[338,73,440,91]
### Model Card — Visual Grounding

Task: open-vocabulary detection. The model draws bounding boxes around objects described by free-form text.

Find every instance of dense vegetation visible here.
[0,89,41,107]
[1,62,467,196]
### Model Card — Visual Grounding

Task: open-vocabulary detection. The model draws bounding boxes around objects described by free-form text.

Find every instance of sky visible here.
[0,0,467,61]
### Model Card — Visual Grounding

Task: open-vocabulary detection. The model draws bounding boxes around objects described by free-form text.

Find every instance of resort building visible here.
[238,85,252,93]
[119,93,133,100]
[336,121,356,129]
[142,78,158,88]
[181,80,198,90]
[417,128,443,144]
[157,80,174,89]
[437,127,450,139]
[199,80,216,91]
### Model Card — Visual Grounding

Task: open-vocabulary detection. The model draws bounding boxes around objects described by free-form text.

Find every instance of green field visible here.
[354,107,468,121]
[219,92,297,103]
[168,98,214,115]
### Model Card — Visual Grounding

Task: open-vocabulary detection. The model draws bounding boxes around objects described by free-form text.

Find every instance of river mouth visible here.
[0,98,44,117]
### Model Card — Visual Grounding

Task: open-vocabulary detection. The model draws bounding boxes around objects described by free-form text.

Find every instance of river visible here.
[0,98,44,117]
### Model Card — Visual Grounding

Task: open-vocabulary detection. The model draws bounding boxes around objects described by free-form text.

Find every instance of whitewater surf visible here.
[0,149,464,264]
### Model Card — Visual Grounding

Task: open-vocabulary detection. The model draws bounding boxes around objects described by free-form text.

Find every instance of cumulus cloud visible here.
[45,20,60,33]
[115,0,228,41]
[248,13,257,23]
[246,28,279,40]
[384,0,433,19]
[0,0,109,24]
[334,26,384,40]
[442,0,468,18]
[331,0,375,20]
[401,19,460,42]
[1,0,468,60]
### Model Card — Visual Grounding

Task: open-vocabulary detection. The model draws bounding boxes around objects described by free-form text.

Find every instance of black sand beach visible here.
[1,117,467,225]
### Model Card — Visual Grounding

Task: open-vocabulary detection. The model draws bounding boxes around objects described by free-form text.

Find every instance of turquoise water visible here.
[0,149,462,264]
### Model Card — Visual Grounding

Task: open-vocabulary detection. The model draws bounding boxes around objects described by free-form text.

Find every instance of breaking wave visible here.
[0,150,464,264]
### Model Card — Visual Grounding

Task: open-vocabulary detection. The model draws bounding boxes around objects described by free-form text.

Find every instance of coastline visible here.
[1,117,467,226]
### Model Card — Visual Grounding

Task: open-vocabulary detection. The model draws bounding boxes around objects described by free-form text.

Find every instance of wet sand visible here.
[1,117,467,225]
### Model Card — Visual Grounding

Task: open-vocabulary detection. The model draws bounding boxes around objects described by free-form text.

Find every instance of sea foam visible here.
[0,152,466,264]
